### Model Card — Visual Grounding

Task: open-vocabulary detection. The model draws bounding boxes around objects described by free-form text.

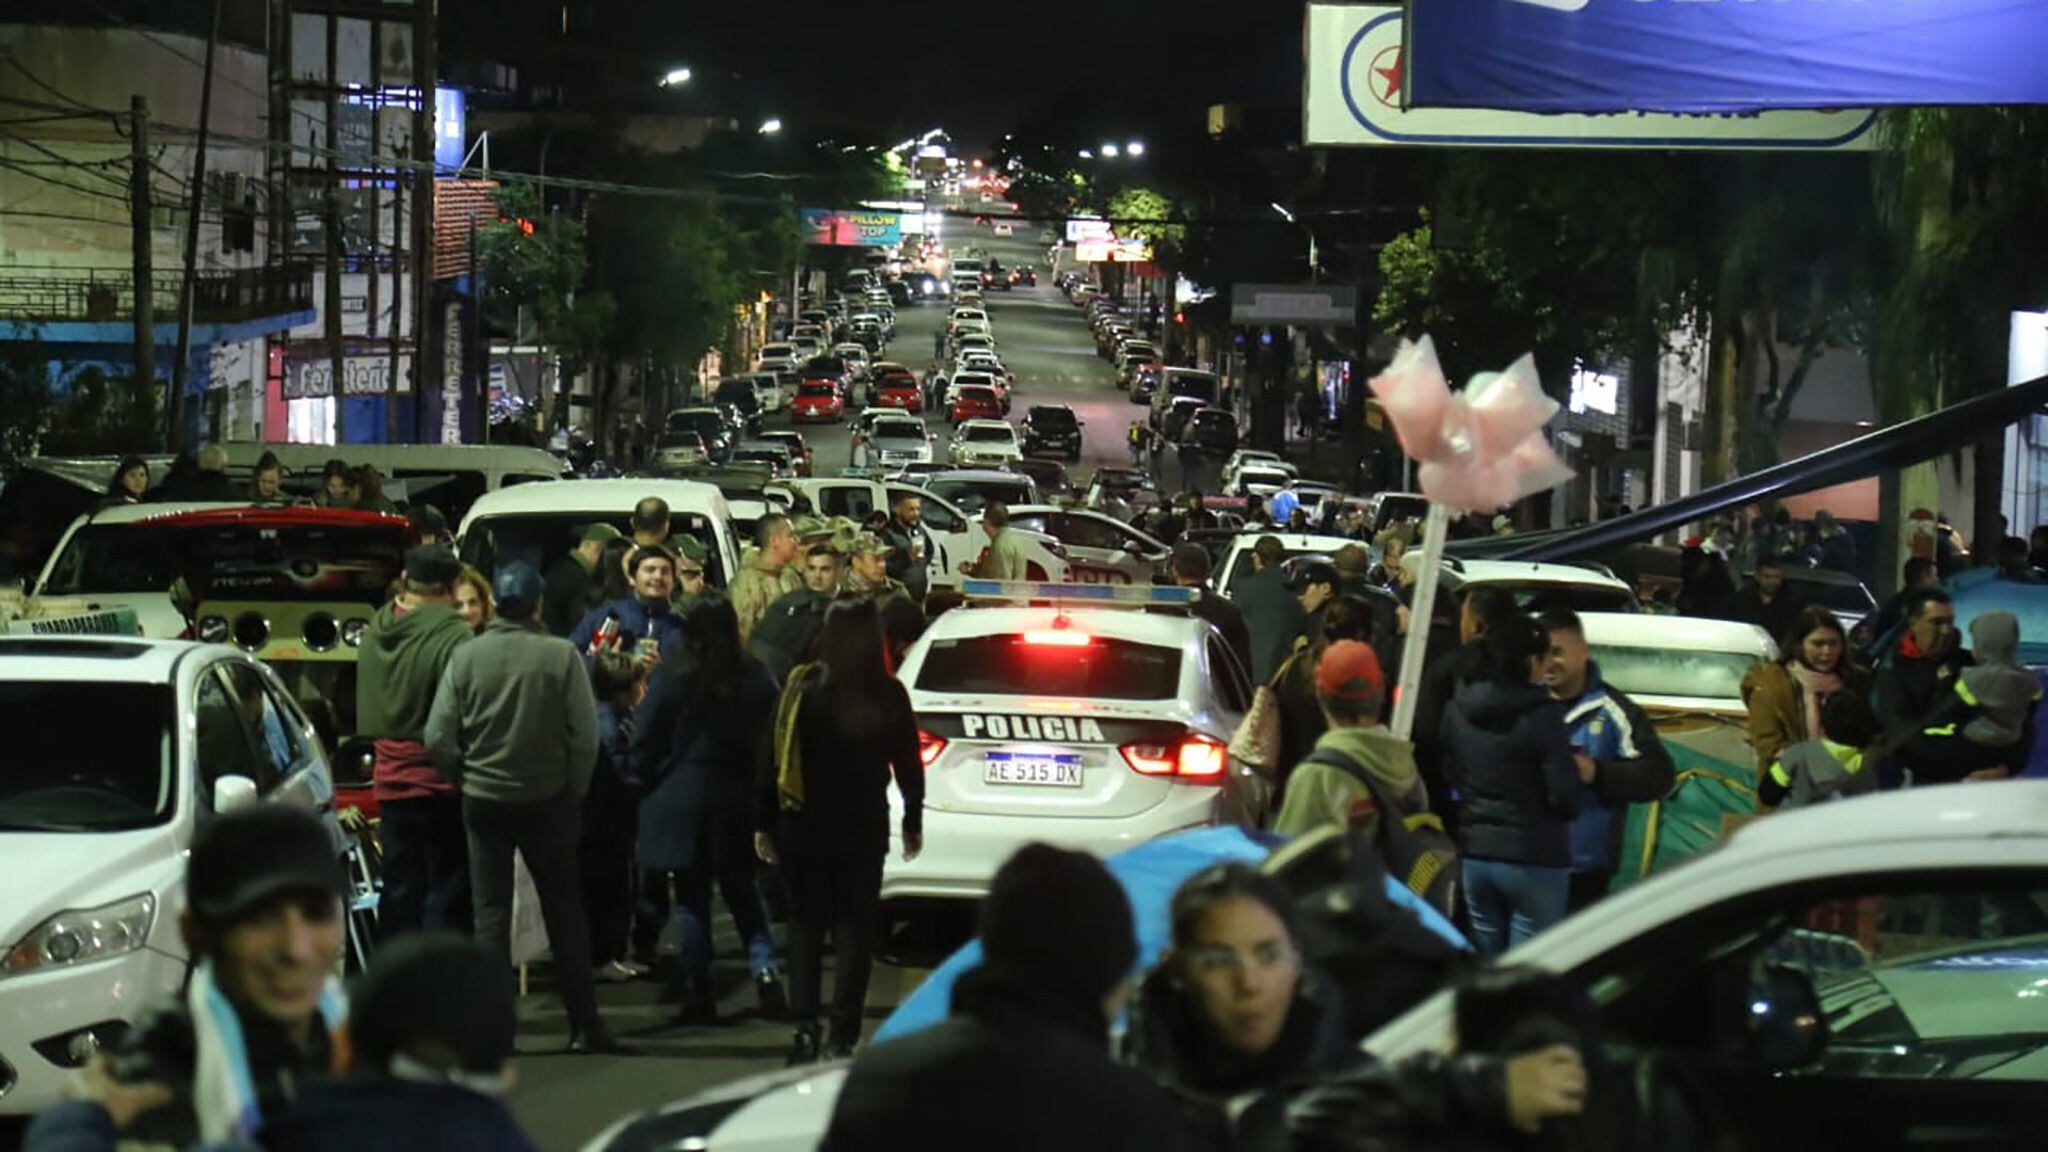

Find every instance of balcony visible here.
[0,267,314,328]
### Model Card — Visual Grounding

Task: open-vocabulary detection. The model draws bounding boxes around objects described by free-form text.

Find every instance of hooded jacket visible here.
[1273,725,1427,844]
[424,618,599,804]
[1956,612,2038,748]
[822,965,1194,1152]
[1875,630,1975,779]
[355,602,473,801]
[1440,680,1592,869]
[1555,663,1676,876]
[1760,737,1876,808]
[1122,965,1362,1152]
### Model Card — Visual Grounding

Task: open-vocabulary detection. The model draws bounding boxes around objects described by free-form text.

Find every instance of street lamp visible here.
[658,66,692,87]
[1126,141,1145,156]
[1078,148,1095,159]
[759,118,783,135]
[1100,143,1120,158]
[1270,203,1318,281]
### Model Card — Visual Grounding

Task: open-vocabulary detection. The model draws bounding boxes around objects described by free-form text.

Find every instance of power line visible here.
[0,156,134,203]
[0,126,131,192]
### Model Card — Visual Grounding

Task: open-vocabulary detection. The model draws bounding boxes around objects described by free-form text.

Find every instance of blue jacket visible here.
[1440,680,1594,868]
[629,654,778,871]
[1554,664,1675,876]
[568,596,685,663]
[24,1079,536,1152]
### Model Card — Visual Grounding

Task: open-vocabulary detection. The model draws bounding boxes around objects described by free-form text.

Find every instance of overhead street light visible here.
[759,118,783,135]
[1270,202,1295,223]
[1100,143,1120,158]
[1078,148,1095,159]
[1126,141,1146,156]
[659,66,692,87]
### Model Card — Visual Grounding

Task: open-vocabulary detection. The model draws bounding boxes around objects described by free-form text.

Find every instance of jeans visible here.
[377,794,471,939]
[579,806,636,967]
[1463,858,1571,959]
[784,844,884,1047]
[464,793,604,1035]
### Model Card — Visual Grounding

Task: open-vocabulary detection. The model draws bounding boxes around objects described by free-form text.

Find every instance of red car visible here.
[877,372,923,413]
[792,382,845,423]
[949,383,1003,424]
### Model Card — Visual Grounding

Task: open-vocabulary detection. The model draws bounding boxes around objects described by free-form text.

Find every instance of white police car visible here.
[883,581,1265,902]
[0,635,341,1115]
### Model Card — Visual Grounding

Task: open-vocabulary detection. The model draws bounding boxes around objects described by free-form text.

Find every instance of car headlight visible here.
[197,615,229,644]
[1,894,156,980]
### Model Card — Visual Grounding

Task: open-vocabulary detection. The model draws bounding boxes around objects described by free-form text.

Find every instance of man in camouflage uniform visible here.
[842,532,913,606]
[730,513,803,643]
[670,535,714,614]
[750,538,843,684]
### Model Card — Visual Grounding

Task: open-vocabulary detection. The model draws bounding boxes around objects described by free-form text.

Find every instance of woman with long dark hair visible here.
[631,595,781,1023]
[756,597,925,1065]
[1740,604,1868,775]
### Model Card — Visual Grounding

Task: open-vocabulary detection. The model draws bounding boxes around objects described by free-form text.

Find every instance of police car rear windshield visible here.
[916,634,1180,700]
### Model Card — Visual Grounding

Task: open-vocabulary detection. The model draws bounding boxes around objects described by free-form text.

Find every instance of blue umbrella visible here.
[872,826,1469,1045]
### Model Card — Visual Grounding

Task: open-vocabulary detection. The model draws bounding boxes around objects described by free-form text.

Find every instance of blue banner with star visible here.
[1403,0,2048,113]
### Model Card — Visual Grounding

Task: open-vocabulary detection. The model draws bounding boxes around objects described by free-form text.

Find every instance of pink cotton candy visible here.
[1367,337,1451,462]
[1372,338,1575,514]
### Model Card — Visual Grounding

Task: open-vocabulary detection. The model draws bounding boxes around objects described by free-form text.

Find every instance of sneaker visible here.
[617,958,652,977]
[593,962,634,984]
[755,969,787,1020]
[785,1026,821,1068]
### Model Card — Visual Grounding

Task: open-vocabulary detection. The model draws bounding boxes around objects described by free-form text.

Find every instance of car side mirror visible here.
[1744,962,1828,1071]
[213,774,259,813]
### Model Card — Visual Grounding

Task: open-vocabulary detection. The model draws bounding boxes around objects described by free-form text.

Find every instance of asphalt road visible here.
[504,218,1151,1151]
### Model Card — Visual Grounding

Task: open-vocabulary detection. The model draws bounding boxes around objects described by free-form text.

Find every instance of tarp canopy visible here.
[1405,0,2048,113]
[871,827,1467,1045]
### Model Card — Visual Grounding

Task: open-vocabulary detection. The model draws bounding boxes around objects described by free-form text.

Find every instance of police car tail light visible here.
[918,729,948,767]
[1120,733,1227,782]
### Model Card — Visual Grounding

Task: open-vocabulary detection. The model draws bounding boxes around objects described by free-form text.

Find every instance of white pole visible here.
[1389,500,1451,741]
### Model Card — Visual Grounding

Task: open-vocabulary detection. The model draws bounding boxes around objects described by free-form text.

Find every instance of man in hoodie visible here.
[1273,640,1428,845]
[568,544,685,663]
[425,562,621,1054]
[1538,610,1676,912]
[356,546,476,938]
[822,844,1192,1152]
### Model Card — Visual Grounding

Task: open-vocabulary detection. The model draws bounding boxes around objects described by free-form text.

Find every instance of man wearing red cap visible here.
[1273,640,1429,842]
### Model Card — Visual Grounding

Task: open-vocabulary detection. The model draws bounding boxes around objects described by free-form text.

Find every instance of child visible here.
[1759,689,1881,809]
[1905,611,2040,779]
[586,650,649,982]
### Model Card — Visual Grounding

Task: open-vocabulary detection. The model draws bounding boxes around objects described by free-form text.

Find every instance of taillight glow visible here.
[1120,734,1228,782]
[1023,629,1092,647]
[917,729,947,767]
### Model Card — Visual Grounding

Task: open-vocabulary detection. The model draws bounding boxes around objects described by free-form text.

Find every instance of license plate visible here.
[983,752,1083,787]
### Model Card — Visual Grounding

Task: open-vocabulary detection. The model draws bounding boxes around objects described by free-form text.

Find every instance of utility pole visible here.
[167,0,221,454]
[411,0,435,446]
[324,12,346,443]
[130,96,157,423]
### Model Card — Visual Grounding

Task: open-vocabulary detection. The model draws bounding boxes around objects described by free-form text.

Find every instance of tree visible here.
[476,183,613,430]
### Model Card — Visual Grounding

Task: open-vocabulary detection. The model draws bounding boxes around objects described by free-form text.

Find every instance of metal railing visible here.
[0,267,314,325]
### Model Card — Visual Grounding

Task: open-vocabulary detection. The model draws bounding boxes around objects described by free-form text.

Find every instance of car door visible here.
[1032,512,1132,585]
[1579,868,2048,1151]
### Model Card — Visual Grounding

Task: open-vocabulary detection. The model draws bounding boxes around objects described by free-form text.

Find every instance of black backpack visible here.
[1300,747,1460,920]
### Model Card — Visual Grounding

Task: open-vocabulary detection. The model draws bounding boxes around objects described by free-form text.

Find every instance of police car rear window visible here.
[916,634,1180,700]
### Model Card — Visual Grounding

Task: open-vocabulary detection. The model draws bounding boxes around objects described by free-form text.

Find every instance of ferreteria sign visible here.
[1305,4,1877,150]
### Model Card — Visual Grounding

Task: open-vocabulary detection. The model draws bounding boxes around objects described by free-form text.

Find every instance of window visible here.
[1586,873,2048,1082]
[898,487,965,533]
[195,669,267,796]
[917,635,1182,700]
[817,485,875,520]
[40,525,181,595]
[1050,514,1125,552]
[0,681,173,830]
[223,663,309,788]
[1593,645,1758,703]
[1208,638,1251,713]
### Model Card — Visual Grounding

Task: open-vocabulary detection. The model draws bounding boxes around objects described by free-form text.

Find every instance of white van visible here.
[0,636,340,1116]
[220,443,563,523]
[457,479,742,590]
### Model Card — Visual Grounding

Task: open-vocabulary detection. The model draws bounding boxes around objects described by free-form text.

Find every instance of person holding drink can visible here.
[569,545,687,667]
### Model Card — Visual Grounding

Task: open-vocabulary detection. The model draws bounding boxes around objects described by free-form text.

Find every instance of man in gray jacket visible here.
[1233,535,1308,684]
[426,561,622,1053]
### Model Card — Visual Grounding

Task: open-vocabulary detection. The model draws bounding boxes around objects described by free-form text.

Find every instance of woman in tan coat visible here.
[1740,605,1869,774]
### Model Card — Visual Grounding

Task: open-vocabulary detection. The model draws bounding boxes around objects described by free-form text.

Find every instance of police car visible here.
[1005,504,1170,585]
[883,581,1266,902]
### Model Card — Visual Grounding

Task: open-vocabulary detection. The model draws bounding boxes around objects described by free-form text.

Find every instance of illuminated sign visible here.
[1065,217,1113,243]
[1075,236,1154,263]
[800,208,903,247]
[434,87,466,171]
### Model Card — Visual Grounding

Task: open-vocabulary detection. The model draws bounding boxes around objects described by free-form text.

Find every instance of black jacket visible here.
[1282,1053,1524,1152]
[756,668,924,857]
[1875,639,1977,779]
[1410,641,1486,828]
[823,966,1194,1152]
[1187,588,1254,681]
[1234,565,1308,685]
[880,516,933,601]
[96,994,333,1148]
[1441,680,1591,868]
[24,1078,537,1152]
[1122,966,1362,1152]
[1718,583,1804,647]
[541,554,603,638]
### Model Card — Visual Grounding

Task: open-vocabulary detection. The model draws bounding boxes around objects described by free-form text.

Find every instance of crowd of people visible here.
[101,449,403,516]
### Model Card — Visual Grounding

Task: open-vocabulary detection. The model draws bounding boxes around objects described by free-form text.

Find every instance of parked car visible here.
[948,419,1024,468]
[791,382,845,423]
[1019,405,1084,461]
[947,383,1003,425]
[1187,407,1239,455]
[757,430,813,478]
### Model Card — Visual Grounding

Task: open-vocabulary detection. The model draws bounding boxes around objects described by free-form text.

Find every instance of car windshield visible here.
[1592,645,1758,702]
[461,512,727,588]
[928,479,1030,514]
[803,357,846,375]
[1030,408,1076,428]
[666,411,723,435]
[656,432,701,449]
[1193,411,1234,429]
[964,425,1013,442]
[873,424,925,443]
[0,681,174,830]
[916,634,1181,700]
[798,384,835,398]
